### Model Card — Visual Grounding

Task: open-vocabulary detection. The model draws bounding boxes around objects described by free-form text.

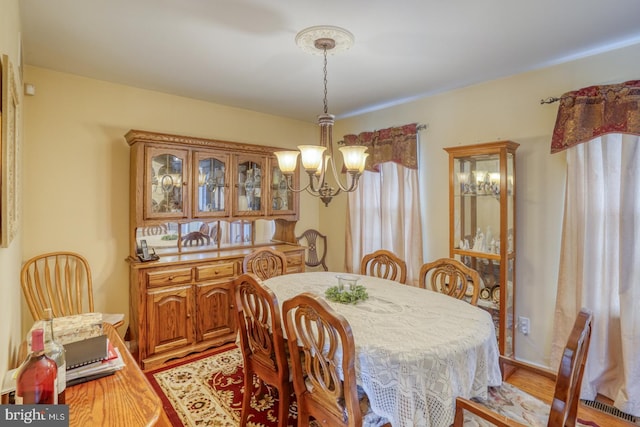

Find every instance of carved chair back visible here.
[360,249,407,284]
[283,292,363,427]
[296,228,328,271]
[549,308,593,426]
[243,247,288,280]
[234,273,290,426]
[419,258,480,305]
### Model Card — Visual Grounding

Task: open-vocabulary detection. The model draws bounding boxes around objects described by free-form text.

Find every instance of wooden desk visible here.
[63,323,169,426]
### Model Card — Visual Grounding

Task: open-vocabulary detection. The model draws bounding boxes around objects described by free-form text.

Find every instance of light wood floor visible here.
[506,367,637,427]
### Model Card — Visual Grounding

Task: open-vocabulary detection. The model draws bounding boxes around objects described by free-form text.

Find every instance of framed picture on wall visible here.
[1,54,21,248]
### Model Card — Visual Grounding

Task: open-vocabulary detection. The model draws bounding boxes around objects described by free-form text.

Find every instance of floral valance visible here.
[550,80,640,154]
[342,123,418,172]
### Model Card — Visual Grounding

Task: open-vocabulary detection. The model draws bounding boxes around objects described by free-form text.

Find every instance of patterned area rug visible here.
[146,344,602,427]
[145,344,297,426]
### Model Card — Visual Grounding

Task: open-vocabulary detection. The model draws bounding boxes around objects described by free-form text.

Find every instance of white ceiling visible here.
[19,0,640,122]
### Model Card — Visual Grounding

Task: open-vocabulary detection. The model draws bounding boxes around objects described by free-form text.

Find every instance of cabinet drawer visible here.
[195,262,237,282]
[146,268,193,287]
[286,252,304,268]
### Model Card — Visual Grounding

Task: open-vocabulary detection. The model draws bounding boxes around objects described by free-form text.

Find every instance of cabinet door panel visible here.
[146,285,194,355]
[233,155,265,216]
[194,151,229,218]
[196,282,236,342]
[267,157,298,217]
[145,147,190,220]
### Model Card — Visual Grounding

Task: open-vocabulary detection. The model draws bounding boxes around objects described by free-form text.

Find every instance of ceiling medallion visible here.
[295,25,355,56]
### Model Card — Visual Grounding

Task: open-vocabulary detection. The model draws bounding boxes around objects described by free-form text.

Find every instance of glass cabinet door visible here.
[194,152,229,218]
[234,155,265,215]
[268,157,297,215]
[145,147,189,219]
[445,141,518,358]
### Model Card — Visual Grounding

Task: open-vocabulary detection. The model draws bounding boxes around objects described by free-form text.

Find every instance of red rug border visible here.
[144,343,239,427]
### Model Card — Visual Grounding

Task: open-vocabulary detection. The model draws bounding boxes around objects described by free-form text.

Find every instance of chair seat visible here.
[464,383,550,426]
[463,383,597,427]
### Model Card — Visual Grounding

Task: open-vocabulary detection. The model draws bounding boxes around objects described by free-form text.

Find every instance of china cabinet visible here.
[444,141,519,358]
[126,129,305,369]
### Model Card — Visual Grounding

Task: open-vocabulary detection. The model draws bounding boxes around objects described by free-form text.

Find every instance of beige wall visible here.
[19,67,320,341]
[0,0,25,382]
[331,43,640,365]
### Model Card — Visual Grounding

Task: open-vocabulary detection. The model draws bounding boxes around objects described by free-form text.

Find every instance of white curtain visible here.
[551,133,640,416]
[345,162,423,286]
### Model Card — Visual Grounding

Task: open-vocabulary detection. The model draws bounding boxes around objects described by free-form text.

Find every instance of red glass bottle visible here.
[16,328,58,404]
[43,308,66,404]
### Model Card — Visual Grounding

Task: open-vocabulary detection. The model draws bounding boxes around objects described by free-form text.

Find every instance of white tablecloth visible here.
[264,271,502,427]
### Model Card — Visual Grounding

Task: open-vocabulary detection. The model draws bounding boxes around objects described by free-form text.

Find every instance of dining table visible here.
[263,271,502,427]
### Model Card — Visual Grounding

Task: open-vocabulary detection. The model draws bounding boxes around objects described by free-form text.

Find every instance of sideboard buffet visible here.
[125,129,305,369]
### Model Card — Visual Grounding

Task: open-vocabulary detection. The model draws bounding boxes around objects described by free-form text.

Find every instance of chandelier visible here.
[275,26,368,207]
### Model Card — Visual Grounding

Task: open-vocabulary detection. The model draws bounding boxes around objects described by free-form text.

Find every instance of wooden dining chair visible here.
[20,251,125,328]
[283,292,391,427]
[242,247,288,280]
[454,308,593,427]
[199,222,221,243]
[360,249,407,284]
[234,273,290,427]
[419,258,481,305]
[296,228,328,271]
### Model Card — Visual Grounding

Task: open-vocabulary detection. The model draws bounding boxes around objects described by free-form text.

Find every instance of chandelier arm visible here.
[282,175,312,194]
[326,154,361,193]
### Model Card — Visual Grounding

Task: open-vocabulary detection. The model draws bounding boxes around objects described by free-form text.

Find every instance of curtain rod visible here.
[540,97,561,104]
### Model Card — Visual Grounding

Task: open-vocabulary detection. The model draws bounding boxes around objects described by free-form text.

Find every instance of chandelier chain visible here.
[323,46,328,114]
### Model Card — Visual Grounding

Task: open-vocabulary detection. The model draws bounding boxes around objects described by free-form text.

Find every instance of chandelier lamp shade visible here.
[275,26,368,207]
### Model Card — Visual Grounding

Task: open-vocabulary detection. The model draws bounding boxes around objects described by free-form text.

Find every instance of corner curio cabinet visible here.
[444,141,519,358]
